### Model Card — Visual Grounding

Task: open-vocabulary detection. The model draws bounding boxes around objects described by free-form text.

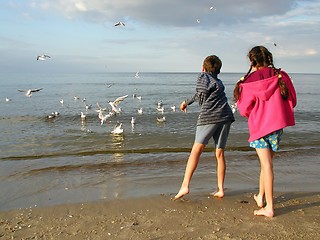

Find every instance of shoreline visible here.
[1,191,319,239]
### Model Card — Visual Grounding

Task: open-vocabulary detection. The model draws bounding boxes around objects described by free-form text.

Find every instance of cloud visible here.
[3,0,320,73]
[26,0,299,27]
[305,49,317,55]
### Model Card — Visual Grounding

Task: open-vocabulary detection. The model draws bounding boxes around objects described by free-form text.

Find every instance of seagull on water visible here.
[5,97,11,102]
[171,105,176,112]
[37,55,51,61]
[81,112,87,120]
[131,117,136,125]
[231,103,238,113]
[85,104,92,110]
[111,122,124,135]
[108,95,128,114]
[114,21,125,27]
[137,108,143,114]
[157,116,166,123]
[157,106,164,113]
[47,114,55,119]
[18,88,43,97]
[135,72,140,78]
[47,111,59,119]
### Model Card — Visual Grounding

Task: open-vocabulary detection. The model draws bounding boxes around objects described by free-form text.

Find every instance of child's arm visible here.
[236,86,255,118]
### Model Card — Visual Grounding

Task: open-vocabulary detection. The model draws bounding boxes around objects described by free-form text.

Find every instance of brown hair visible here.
[233,46,288,101]
[203,55,222,74]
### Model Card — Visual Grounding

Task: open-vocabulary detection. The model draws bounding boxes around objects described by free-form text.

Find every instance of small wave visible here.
[1,146,253,161]
[3,143,319,162]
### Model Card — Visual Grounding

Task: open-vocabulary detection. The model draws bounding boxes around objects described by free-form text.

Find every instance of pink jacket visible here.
[237,71,297,142]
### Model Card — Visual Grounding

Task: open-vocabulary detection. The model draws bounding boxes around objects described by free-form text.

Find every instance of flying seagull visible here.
[264,41,278,47]
[37,55,51,61]
[114,22,125,27]
[96,102,107,113]
[105,83,114,88]
[108,95,128,114]
[96,102,112,125]
[18,88,43,97]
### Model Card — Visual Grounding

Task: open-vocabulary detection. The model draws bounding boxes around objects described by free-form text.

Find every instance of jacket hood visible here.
[241,75,280,101]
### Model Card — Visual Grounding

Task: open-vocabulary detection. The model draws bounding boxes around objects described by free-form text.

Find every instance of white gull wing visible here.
[18,88,43,93]
[18,88,43,96]
[37,55,51,60]
[96,102,107,112]
[114,22,125,27]
[108,101,119,113]
[112,95,128,106]
[111,122,124,134]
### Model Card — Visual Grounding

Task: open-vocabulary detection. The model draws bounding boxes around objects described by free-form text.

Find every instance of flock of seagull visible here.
[6,4,219,134]
[5,51,165,135]
[56,93,175,135]
[7,83,177,135]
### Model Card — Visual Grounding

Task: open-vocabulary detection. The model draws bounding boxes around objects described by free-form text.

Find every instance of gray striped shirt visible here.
[186,72,235,126]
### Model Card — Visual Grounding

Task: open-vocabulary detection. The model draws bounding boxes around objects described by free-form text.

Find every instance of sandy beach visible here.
[0,191,319,240]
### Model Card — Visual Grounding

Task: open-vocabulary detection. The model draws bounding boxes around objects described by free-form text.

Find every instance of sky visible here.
[0,0,319,74]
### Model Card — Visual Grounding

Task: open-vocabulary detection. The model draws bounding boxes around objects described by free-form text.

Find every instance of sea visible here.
[0,72,319,210]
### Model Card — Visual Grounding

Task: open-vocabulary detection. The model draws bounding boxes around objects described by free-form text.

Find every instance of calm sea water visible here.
[0,72,319,210]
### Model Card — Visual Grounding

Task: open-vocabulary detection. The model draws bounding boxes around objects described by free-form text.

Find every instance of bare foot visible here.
[173,187,189,200]
[254,208,274,218]
[254,194,265,207]
[210,190,224,198]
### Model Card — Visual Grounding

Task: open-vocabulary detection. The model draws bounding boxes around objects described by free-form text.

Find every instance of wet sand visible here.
[0,191,319,239]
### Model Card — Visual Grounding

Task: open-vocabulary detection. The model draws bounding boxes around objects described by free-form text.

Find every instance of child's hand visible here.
[180,101,187,112]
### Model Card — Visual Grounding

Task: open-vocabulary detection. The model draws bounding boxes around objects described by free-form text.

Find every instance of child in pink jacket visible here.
[234,46,297,217]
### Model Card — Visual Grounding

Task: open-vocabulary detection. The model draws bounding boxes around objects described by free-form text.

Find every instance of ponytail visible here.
[278,74,289,100]
[233,66,252,102]
[274,68,289,100]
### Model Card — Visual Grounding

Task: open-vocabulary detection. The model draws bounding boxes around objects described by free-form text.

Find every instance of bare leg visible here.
[211,148,225,198]
[254,151,274,207]
[174,143,205,200]
[254,148,274,217]
[254,169,265,207]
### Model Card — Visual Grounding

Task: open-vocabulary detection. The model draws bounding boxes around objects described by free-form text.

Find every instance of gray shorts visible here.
[195,122,232,149]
